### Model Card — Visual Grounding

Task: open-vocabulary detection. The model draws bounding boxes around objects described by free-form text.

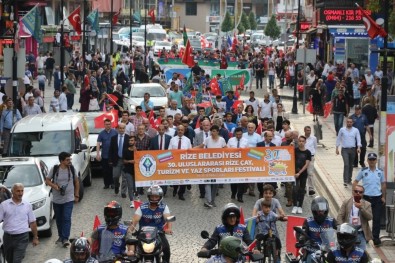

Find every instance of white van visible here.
[8,113,92,199]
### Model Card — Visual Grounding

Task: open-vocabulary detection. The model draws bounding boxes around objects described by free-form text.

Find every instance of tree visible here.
[248,12,257,30]
[237,24,245,34]
[367,0,394,35]
[221,11,233,33]
[240,12,250,31]
[264,14,281,39]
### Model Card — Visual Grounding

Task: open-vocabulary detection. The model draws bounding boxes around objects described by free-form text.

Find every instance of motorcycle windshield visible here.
[320,228,337,252]
[139,226,158,243]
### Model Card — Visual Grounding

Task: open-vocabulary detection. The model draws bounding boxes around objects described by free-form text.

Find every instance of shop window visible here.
[186,2,197,16]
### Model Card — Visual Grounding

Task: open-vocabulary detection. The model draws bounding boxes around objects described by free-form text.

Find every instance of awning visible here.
[304,27,317,34]
[23,1,47,6]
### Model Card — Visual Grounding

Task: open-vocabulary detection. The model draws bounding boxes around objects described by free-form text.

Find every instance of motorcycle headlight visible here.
[31,198,46,211]
[142,241,156,253]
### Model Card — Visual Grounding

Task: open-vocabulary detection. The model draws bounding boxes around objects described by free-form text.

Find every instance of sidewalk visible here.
[277,87,395,262]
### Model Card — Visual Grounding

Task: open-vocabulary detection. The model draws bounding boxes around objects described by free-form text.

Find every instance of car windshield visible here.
[130,86,165,98]
[0,164,42,188]
[156,41,171,46]
[169,32,181,38]
[118,27,130,34]
[190,40,201,47]
[9,131,72,156]
[133,36,144,41]
[147,33,166,41]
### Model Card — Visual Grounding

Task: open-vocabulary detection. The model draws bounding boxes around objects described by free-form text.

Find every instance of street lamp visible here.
[60,0,65,85]
[291,0,301,114]
[110,0,114,77]
[129,0,132,49]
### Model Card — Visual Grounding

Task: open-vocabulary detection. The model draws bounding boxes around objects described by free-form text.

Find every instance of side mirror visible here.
[201,230,210,239]
[165,215,176,222]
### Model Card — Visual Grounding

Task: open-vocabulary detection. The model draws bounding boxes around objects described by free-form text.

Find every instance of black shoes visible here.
[121,193,127,198]
[115,187,119,194]
[103,186,109,189]
[173,189,177,197]
[373,238,382,246]
[237,198,244,203]
[179,196,185,201]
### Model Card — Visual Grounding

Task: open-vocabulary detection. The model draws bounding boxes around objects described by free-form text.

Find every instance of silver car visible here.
[127,83,168,114]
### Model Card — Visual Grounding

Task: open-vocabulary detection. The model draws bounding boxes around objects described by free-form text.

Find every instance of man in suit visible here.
[232,104,245,124]
[109,123,130,197]
[337,184,372,250]
[257,131,276,198]
[150,124,171,196]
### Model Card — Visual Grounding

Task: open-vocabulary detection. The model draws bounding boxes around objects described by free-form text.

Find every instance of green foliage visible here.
[389,11,395,36]
[237,23,245,34]
[248,12,257,30]
[240,12,250,30]
[264,14,281,39]
[221,11,233,33]
[367,0,381,13]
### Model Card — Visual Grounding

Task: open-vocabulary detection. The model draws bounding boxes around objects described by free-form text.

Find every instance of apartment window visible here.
[186,2,197,16]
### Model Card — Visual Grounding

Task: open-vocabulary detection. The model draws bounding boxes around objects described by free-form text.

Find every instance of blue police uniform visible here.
[304,216,336,253]
[327,246,365,263]
[94,224,128,259]
[355,166,385,242]
[351,113,369,166]
[216,224,246,240]
[203,223,252,250]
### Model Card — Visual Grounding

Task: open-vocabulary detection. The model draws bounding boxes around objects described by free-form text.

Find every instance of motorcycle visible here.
[285,226,336,263]
[128,216,176,263]
[197,230,265,262]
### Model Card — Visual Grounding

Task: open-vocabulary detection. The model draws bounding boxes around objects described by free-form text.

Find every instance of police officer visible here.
[64,237,98,263]
[131,185,173,263]
[352,152,386,246]
[90,201,133,261]
[327,223,368,263]
[200,203,252,251]
[302,196,337,262]
[350,105,372,168]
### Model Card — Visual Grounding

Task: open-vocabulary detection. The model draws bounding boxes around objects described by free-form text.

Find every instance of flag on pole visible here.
[148,110,157,129]
[133,200,143,209]
[112,8,122,25]
[67,6,82,35]
[148,7,156,24]
[355,3,387,39]
[232,32,238,51]
[239,207,245,225]
[245,216,257,240]
[182,39,195,67]
[239,74,245,90]
[90,215,102,255]
[133,11,141,23]
[94,110,119,128]
[183,24,188,46]
[227,35,232,48]
[21,4,43,43]
[87,9,99,33]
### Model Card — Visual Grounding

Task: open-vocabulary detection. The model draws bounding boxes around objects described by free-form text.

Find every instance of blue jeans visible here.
[357,231,367,251]
[269,75,275,89]
[333,112,345,135]
[53,201,74,241]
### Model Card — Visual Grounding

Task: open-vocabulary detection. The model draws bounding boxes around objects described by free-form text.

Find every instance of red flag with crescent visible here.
[68,6,82,35]
[355,3,387,39]
[112,8,121,25]
[94,110,119,128]
[148,7,156,24]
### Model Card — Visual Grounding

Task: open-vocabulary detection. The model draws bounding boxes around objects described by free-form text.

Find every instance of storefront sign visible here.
[329,28,367,37]
[134,147,296,186]
[321,8,371,24]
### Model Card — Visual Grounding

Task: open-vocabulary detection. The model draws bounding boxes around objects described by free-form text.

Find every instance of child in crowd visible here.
[252,184,285,217]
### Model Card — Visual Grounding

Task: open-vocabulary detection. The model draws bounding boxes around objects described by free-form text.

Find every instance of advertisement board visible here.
[134,147,296,187]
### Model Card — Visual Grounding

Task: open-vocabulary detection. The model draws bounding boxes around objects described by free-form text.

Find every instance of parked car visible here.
[127,83,168,114]
[153,41,172,56]
[8,113,92,200]
[190,39,202,52]
[132,36,145,48]
[0,157,53,237]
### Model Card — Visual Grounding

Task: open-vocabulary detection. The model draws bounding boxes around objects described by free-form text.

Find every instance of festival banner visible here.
[134,146,295,187]
[157,58,240,69]
[164,68,192,83]
[211,69,253,89]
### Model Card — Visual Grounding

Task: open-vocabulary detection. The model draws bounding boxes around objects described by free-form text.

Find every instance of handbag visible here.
[88,98,100,111]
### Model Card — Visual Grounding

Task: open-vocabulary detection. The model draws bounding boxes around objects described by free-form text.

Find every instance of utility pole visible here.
[82,0,87,61]
[291,0,300,114]
[60,0,65,85]
[110,0,114,77]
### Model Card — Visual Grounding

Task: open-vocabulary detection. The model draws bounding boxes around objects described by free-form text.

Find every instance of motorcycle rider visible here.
[207,236,247,263]
[327,223,368,263]
[200,203,252,251]
[130,185,173,263]
[302,196,337,263]
[89,201,133,260]
[64,237,98,263]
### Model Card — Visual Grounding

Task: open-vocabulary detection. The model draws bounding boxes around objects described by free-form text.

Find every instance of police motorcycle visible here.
[127,216,176,263]
[197,230,265,262]
[285,226,336,263]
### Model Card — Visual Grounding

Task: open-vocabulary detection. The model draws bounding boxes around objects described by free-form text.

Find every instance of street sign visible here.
[3,48,26,79]
[296,49,316,64]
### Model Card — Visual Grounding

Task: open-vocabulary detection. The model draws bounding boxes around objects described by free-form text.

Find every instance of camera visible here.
[59,184,68,196]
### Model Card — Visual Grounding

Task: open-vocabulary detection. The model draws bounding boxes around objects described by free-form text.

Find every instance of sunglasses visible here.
[353,190,364,194]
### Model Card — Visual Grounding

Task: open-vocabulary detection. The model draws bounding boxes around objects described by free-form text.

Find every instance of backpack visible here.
[52,164,76,183]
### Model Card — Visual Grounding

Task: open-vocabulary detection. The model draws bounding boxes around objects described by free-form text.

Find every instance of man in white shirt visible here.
[23,96,42,116]
[258,94,273,121]
[36,52,46,73]
[193,120,211,147]
[266,124,282,146]
[242,123,262,147]
[166,100,182,117]
[304,126,318,196]
[161,119,175,137]
[244,91,259,116]
[58,86,68,112]
[168,125,192,200]
[119,111,135,136]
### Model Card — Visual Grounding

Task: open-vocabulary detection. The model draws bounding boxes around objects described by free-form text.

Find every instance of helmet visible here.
[221,203,240,225]
[104,200,122,226]
[147,185,163,205]
[70,237,91,263]
[337,223,358,249]
[311,196,329,224]
[219,236,244,260]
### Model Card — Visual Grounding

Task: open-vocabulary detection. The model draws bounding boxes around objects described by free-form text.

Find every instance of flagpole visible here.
[291,0,300,114]
[60,0,65,85]
[12,20,18,131]
[82,0,87,63]
[129,0,132,49]
[144,0,147,56]
[110,0,114,79]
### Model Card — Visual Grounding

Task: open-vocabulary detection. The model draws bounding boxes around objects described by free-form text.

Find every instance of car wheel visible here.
[79,177,84,201]
[40,227,52,238]
[83,166,92,187]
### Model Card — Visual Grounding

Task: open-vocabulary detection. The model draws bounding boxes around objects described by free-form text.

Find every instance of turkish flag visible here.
[239,74,245,90]
[356,3,387,39]
[94,110,119,128]
[155,117,162,127]
[197,102,212,108]
[195,118,201,129]
[90,215,101,254]
[133,200,143,209]
[286,216,306,256]
[106,93,119,106]
[148,7,156,24]
[232,100,243,110]
[256,121,263,135]
[67,6,82,35]
[232,32,238,51]
[182,39,195,68]
[148,110,157,129]
[112,8,121,25]
[239,207,245,225]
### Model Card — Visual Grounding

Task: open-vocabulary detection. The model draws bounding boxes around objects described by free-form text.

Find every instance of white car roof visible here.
[12,113,86,132]
[0,157,37,166]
